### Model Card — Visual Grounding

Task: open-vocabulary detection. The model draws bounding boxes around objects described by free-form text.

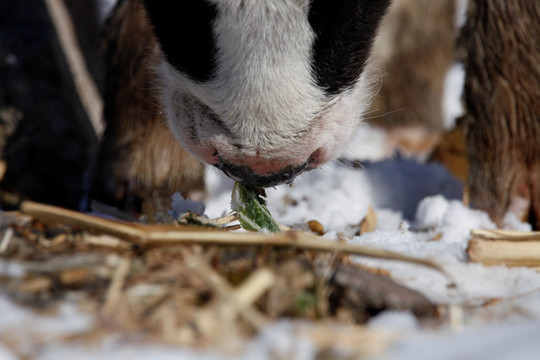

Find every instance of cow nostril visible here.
[207,147,219,163]
[308,147,324,167]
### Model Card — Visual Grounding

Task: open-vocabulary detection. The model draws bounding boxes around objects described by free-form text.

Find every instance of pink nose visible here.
[214,148,325,187]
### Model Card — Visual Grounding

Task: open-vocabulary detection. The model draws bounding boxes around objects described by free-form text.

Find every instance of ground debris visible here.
[0,203,439,355]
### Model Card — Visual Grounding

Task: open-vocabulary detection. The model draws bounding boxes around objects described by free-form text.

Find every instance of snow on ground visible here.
[2,158,540,359]
[206,159,540,359]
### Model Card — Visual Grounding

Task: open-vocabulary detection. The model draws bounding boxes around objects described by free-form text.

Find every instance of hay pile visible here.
[0,200,438,357]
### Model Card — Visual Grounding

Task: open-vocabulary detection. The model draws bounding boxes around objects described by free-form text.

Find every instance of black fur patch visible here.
[143,0,217,83]
[308,0,391,95]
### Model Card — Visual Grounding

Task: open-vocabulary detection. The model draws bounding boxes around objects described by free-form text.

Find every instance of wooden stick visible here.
[468,229,540,266]
[187,259,269,330]
[44,0,104,137]
[471,229,540,241]
[468,238,540,267]
[83,233,132,251]
[233,267,275,306]
[0,227,14,254]
[21,201,149,242]
[102,257,131,316]
[20,201,446,275]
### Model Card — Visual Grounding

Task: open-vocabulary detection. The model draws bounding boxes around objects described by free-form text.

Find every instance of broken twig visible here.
[20,201,447,276]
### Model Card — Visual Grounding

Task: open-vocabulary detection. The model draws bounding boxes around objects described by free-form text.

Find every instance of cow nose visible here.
[216,157,311,187]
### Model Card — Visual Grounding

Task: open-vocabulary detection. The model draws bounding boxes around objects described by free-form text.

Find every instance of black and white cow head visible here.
[143,0,390,186]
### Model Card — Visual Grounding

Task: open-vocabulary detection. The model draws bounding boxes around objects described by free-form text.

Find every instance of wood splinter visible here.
[468,229,540,267]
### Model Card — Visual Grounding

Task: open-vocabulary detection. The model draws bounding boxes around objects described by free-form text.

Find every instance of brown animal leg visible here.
[461,0,540,227]
[92,0,205,218]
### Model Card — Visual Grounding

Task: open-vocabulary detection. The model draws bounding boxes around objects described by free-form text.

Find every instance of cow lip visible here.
[214,157,312,187]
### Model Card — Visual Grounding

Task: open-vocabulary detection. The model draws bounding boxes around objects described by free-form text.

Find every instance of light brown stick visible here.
[44,0,104,137]
[468,229,540,266]
[20,201,447,275]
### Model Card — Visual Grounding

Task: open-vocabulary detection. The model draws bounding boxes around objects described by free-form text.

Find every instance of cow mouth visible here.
[215,157,312,187]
